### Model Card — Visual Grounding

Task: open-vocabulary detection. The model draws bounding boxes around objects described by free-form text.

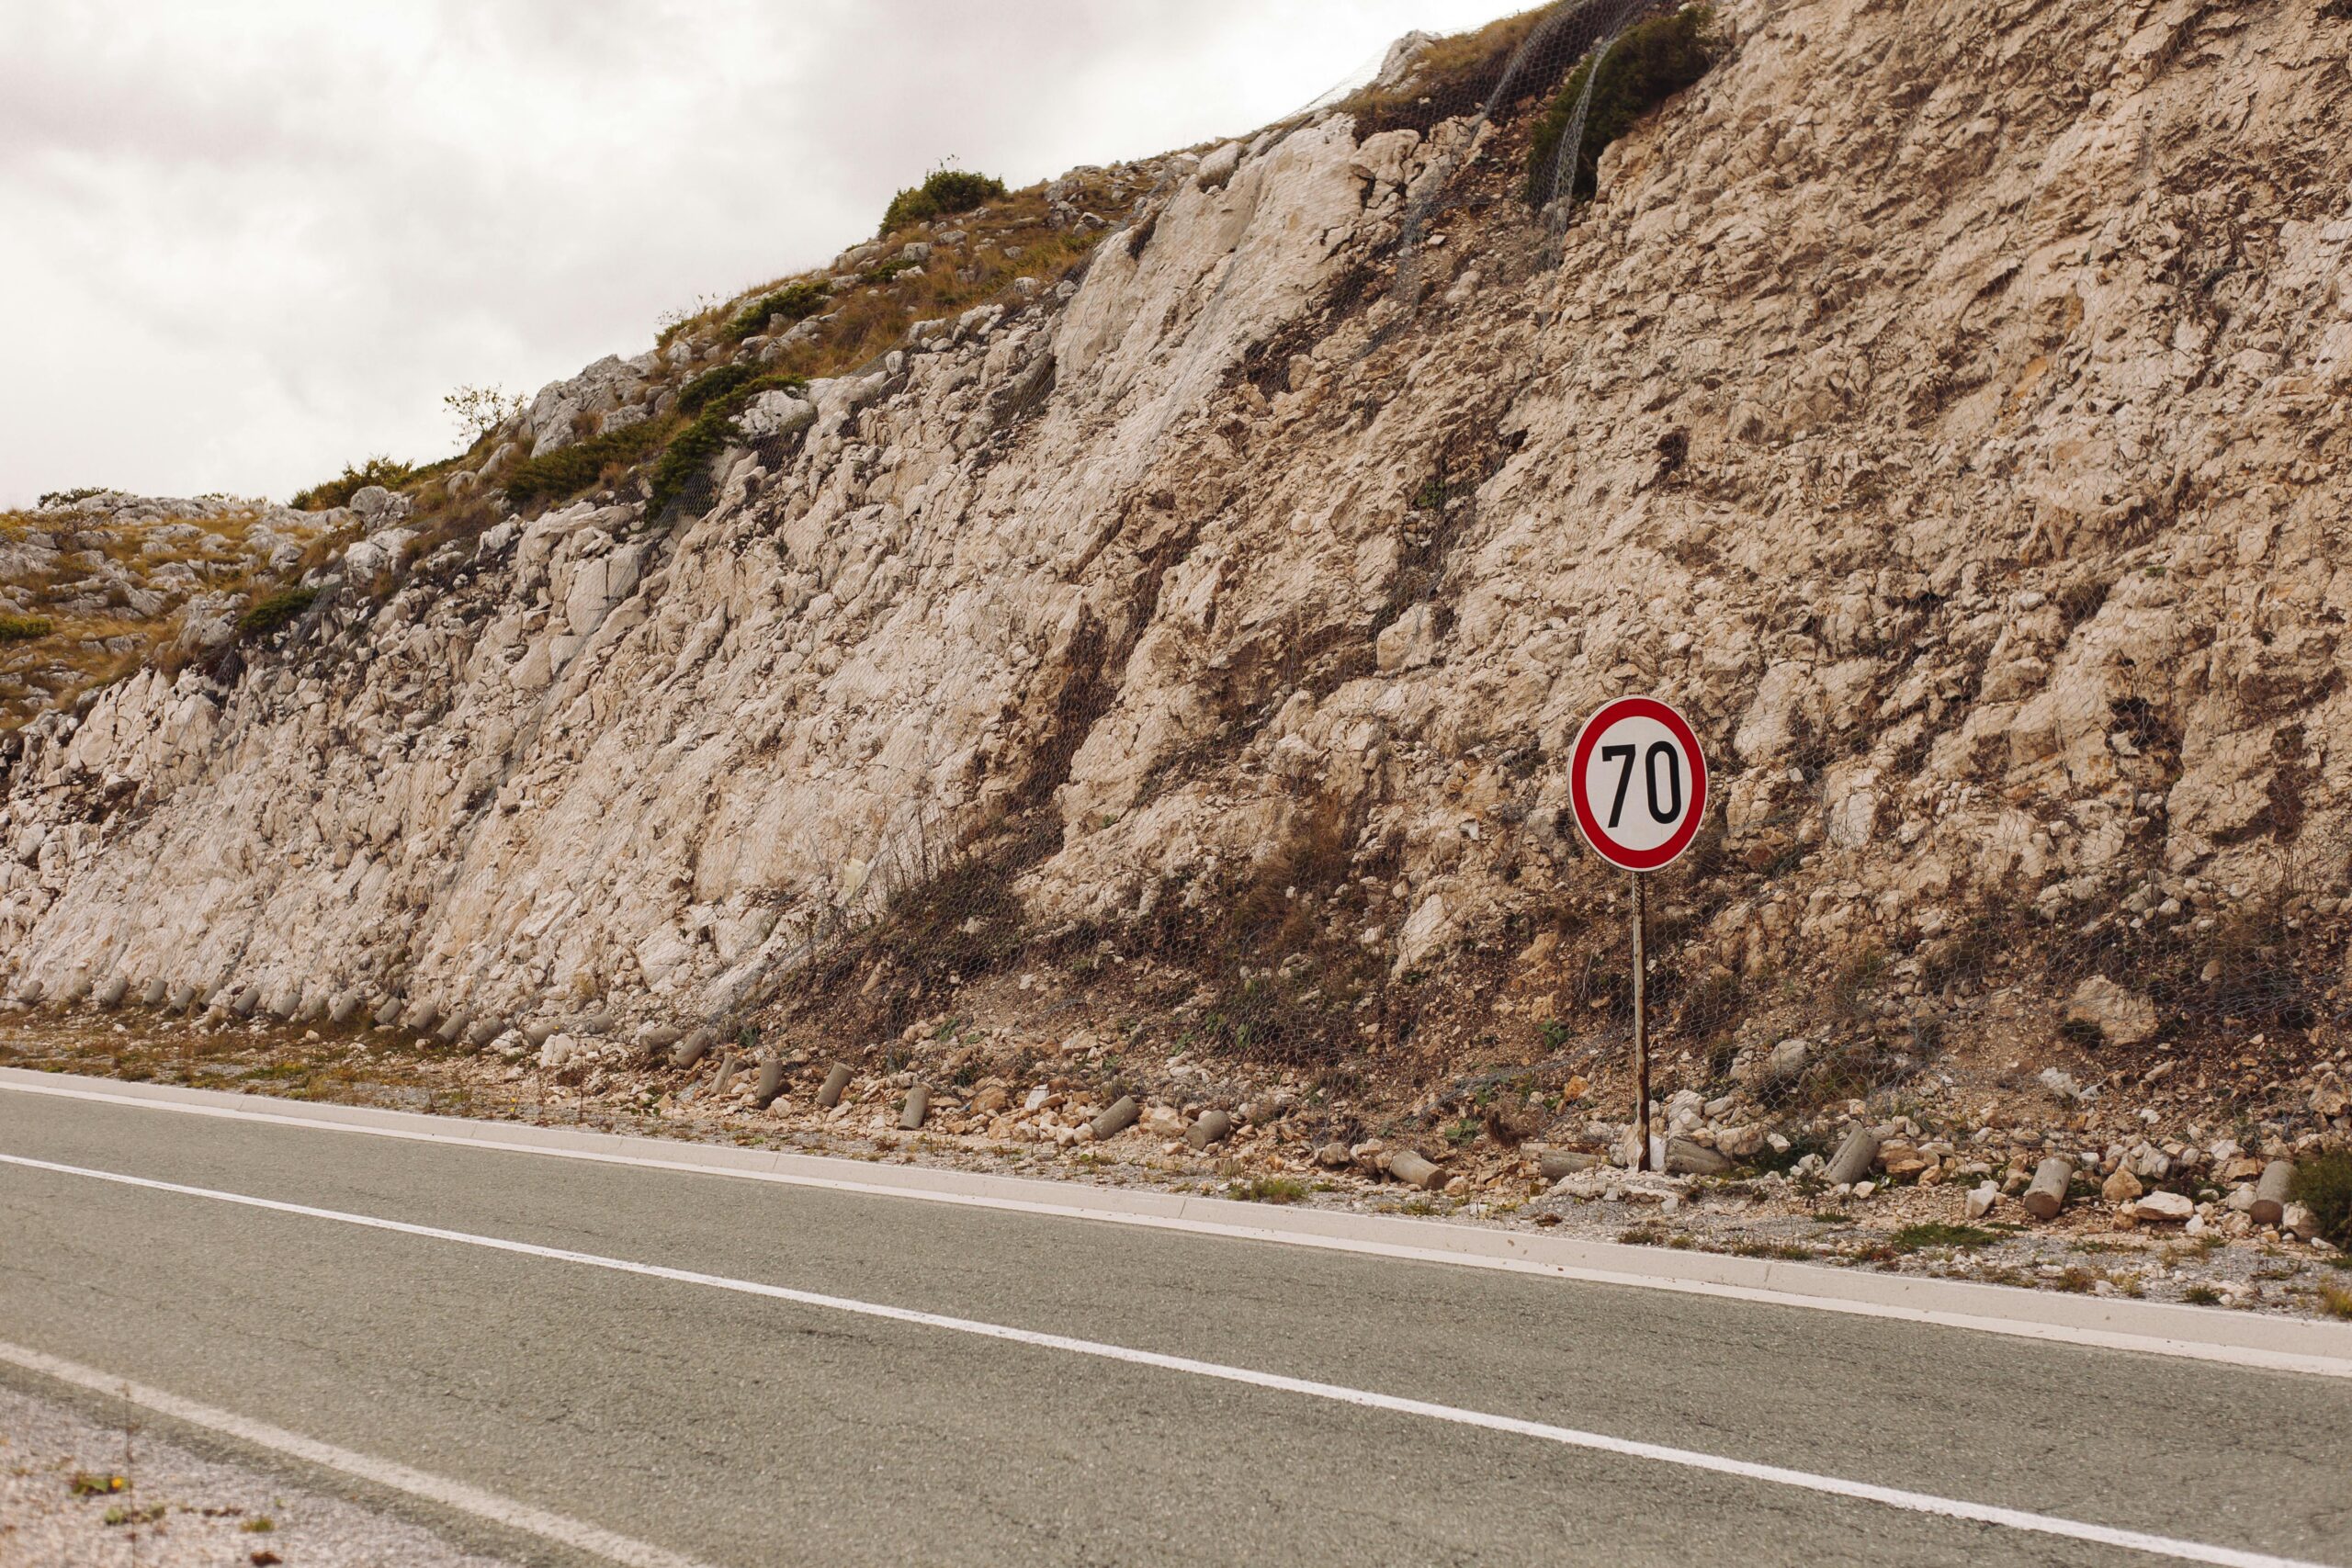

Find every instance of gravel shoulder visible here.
[0,1375,526,1568]
[6,1011,2348,1327]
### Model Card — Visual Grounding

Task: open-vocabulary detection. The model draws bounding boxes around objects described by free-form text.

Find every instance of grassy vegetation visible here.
[0,613,51,642]
[291,455,415,512]
[726,280,830,341]
[2290,1148,2352,1248]
[503,419,671,509]
[1888,1222,1998,1253]
[879,165,1007,235]
[1227,1173,1310,1204]
[1341,7,1559,138]
[1525,6,1722,205]
[648,372,806,515]
[236,586,316,638]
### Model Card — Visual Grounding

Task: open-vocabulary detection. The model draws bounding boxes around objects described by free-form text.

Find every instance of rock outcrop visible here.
[3,0,2348,1100]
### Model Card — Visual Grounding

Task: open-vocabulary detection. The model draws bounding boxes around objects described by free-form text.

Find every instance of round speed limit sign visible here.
[1569,696,1709,872]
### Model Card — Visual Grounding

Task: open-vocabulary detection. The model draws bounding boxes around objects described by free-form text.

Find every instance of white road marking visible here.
[1,1150,2335,1568]
[6,1076,2346,1380]
[0,1335,722,1568]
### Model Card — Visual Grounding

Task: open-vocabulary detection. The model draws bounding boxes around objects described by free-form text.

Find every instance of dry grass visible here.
[0,502,330,728]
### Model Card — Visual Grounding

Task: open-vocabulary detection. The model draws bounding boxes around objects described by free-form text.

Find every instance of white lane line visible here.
[3,1151,2336,1568]
[7,1076,2347,1382]
[0,1336,722,1568]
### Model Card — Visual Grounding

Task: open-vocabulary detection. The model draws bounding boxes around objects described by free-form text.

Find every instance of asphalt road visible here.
[1,1086,2346,1568]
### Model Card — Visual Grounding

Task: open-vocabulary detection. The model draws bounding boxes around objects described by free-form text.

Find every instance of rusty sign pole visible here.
[1631,870,1650,1172]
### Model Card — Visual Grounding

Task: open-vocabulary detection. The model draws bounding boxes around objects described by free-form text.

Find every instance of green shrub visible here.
[649,373,806,515]
[2292,1149,2352,1248]
[291,456,414,512]
[676,362,763,415]
[726,281,829,341]
[878,165,1007,236]
[1525,7,1721,206]
[0,614,52,642]
[237,587,316,637]
[502,419,667,508]
[36,486,105,509]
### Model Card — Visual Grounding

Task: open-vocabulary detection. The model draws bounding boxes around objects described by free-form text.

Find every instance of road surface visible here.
[2,1075,2346,1567]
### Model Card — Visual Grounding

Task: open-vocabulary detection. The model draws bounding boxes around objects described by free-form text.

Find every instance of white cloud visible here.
[0,0,1513,505]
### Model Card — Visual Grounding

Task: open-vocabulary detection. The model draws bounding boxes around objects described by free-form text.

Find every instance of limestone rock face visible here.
[2,0,2347,1067]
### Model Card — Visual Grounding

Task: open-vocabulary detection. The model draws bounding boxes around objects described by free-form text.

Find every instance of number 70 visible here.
[1600,742,1684,829]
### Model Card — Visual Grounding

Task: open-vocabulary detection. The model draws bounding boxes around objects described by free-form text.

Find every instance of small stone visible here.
[1965,1182,1998,1220]
[2132,1190,2195,1224]
[2102,1168,2143,1204]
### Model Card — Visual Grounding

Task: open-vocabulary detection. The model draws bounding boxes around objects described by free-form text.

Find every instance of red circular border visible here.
[1568,696,1710,872]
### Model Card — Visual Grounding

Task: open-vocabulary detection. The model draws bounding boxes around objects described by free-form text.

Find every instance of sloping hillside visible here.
[3,0,2348,1174]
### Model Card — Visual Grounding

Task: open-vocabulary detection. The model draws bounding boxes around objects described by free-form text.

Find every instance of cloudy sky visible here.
[0,0,1514,508]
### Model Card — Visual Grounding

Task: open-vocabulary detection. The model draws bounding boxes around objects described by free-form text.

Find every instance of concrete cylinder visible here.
[752,1058,786,1110]
[1091,1096,1139,1141]
[707,1052,740,1101]
[137,978,166,1008]
[373,997,403,1026]
[465,1018,503,1048]
[818,1063,853,1109]
[899,1085,930,1130]
[2023,1156,2075,1221]
[400,1000,440,1034]
[1186,1110,1234,1149]
[2250,1160,2295,1227]
[1823,1125,1881,1187]
[1390,1151,1444,1190]
[672,1031,713,1070]
[1536,1149,1602,1180]
[521,1021,557,1047]
[329,993,365,1026]
[436,1012,469,1045]
[95,976,129,1010]
[165,984,196,1015]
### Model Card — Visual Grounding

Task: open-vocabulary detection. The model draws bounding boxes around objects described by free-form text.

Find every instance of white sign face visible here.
[1568,696,1709,873]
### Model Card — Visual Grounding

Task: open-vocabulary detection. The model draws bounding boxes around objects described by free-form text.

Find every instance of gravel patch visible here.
[0,1379,522,1568]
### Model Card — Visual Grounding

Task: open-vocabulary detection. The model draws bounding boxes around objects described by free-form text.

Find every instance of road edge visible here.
[6,1065,2349,1378]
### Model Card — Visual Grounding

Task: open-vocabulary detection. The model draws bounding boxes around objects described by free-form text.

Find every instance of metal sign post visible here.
[1569,696,1709,1176]
[1631,869,1650,1171]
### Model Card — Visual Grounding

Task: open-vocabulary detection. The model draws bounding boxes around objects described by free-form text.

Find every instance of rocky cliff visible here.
[5,0,2350,1117]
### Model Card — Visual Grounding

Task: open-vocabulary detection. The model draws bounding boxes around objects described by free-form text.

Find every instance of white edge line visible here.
[0,1150,2335,1568]
[6,1073,2350,1381]
[0,1335,722,1568]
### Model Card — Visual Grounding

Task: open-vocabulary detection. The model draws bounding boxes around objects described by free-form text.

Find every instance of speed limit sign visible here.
[1566,696,1708,1172]
[1569,696,1709,871]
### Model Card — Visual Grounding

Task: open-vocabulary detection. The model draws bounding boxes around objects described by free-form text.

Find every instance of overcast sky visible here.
[0,0,1514,508]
